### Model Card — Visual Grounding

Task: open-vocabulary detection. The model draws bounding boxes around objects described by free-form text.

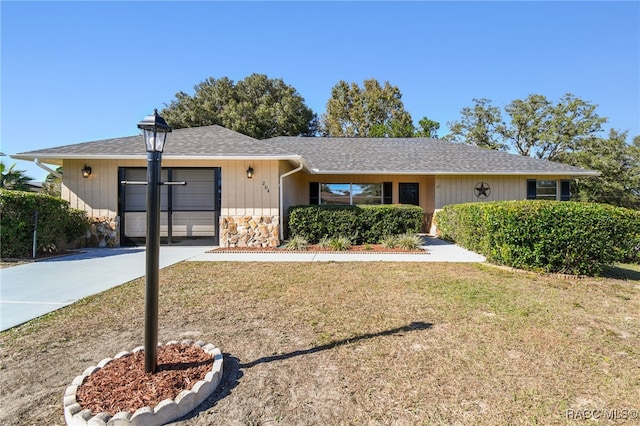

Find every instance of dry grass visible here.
[1,262,639,425]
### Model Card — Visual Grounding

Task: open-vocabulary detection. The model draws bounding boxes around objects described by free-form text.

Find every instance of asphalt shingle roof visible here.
[264,136,596,176]
[13,125,597,176]
[14,125,292,159]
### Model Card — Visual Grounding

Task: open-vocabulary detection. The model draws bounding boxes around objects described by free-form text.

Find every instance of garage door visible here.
[118,167,221,245]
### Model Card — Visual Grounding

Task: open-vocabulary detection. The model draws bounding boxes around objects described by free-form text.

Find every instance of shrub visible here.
[0,189,90,258]
[283,235,308,251]
[327,235,352,251]
[436,200,640,276]
[288,204,424,244]
[380,234,399,248]
[396,233,424,251]
[317,236,331,249]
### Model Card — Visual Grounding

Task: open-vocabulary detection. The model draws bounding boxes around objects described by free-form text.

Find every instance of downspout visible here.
[279,159,304,241]
[34,158,62,178]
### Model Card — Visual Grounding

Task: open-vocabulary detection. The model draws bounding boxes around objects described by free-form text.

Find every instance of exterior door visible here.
[399,183,419,205]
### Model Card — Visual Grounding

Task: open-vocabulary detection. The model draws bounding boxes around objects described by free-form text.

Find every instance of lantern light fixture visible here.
[81,165,92,178]
[137,109,172,153]
[246,166,254,179]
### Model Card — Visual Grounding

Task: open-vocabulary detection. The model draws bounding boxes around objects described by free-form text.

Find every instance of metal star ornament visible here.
[474,182,491,199]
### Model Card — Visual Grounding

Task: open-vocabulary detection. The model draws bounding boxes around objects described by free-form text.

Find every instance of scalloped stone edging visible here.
[63,340,223,426]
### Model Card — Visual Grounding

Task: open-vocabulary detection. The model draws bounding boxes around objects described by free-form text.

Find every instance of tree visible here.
[161,74,318,139]
[446,94,607,160]
[321,79,415,137]
[42,167,63,197]
[445,98,505,150]
[415,116,441,138]
[558,130,640,209]
[501,93,607,161]
[0,162,34,191]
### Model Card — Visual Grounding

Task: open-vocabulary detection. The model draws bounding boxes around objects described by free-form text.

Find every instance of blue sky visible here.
[2,1,639,181]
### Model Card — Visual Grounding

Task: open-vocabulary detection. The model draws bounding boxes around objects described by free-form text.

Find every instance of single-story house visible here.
[11,125,599,247]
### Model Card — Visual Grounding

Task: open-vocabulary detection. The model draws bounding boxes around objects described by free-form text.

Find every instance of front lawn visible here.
[1,262,638,425]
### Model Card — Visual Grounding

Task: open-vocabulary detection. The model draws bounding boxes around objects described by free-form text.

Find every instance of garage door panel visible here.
[121,167,219,242]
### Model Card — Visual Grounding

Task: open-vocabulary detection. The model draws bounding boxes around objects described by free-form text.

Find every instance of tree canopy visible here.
[446,94,607,161]
[558,129,640,209]
[321,79,416,138]
[0,162,34,191]
[161,74,318,139]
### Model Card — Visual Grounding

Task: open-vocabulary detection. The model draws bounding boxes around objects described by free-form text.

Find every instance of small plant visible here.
[283,235,308,251]
[380,234,399,248]
[363,244,373,251]
[328,235,352,251]
[396,233,424,251]
[317,236,331,249]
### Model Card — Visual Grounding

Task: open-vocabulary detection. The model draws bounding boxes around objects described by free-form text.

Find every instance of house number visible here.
[262,181,270,193]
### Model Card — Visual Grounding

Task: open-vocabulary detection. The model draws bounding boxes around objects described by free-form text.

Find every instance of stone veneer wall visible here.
[86,216,120,248]
[220,216,280,248]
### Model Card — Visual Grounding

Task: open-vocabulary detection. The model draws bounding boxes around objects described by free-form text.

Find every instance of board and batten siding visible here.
[434,174,571,209]
[62,158,281,219]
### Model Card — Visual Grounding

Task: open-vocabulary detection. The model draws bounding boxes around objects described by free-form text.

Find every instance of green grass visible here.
[1,262,638,425]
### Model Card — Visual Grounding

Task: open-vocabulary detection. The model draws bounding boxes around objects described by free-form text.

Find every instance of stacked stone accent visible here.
[220,215,280,248]
[86,217,120,248]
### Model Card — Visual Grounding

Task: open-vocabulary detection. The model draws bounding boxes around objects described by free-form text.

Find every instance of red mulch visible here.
[212,244,426,253]
[75,344,213,416]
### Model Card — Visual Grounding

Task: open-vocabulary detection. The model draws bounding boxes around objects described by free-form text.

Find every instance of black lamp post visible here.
[137,109,172,373]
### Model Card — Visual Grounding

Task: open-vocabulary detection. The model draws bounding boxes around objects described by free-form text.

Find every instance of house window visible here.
[527,179,571,200]
[310,182,392,205]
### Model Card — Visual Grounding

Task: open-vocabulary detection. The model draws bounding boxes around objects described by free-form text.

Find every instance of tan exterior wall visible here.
[281,173,436,233]
[62,158,281,218]
[434,175,568,209]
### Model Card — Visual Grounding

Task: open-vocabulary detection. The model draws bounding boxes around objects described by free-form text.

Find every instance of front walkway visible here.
[190,237,486,263]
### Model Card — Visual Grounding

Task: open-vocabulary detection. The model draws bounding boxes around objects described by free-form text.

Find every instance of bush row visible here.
[435,200,640,276]
[0,189,90,258]
[287,204,424,244]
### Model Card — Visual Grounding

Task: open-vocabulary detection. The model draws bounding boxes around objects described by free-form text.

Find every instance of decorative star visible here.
[474,182,491,199]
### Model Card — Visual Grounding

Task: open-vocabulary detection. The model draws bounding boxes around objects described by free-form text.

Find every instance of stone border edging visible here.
[210,249,429,255]
[63,340,223,426]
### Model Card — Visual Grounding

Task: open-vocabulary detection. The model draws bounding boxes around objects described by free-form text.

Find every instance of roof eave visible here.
[10,154,302,162]
[307,169,601,177]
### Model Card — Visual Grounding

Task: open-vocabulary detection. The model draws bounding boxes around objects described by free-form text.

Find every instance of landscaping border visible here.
[63,341,223,426]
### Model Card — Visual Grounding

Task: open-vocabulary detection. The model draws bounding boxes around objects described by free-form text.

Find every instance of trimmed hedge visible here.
[288,204,424,245]
[436,200,640,276]
[0,189,90,258]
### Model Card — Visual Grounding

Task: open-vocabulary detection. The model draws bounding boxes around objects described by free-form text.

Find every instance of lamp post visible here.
[137,109,172,373]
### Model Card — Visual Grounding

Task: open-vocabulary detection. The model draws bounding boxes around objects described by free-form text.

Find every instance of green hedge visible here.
[436,200,640,276]
[0,189,90,258]
[288,204,424,244]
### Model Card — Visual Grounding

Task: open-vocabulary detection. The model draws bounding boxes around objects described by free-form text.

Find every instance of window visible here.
[310,182,391,205]
[527,179,571,200]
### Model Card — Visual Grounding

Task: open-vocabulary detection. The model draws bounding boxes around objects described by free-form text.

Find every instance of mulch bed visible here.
[75,344,213,416]
[212,244,427,254]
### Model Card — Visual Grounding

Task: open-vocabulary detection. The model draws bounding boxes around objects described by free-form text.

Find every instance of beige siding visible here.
[434,175,569,209]
[62,158,281,219]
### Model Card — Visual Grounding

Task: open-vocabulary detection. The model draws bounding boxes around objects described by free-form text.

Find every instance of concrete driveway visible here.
[0,246,212,331]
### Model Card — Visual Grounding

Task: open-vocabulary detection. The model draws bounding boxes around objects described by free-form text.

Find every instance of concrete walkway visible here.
[0,238,484,331]
[190,237,486,263]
